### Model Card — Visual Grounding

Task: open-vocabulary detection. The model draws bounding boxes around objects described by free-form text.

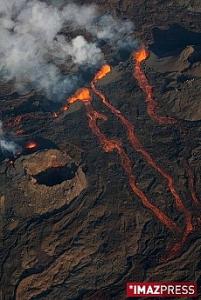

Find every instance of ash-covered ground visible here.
[0,1,201,299]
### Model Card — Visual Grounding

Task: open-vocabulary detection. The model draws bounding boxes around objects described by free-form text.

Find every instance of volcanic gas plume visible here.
[0,0,135,99]
[0,120,19,155]
[0,0,136,157]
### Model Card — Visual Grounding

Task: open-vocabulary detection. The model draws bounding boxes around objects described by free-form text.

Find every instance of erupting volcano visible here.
[2,2,201,299]
[2,47,199,259]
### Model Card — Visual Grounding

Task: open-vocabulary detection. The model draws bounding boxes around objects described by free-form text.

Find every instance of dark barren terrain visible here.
[1,0,201,299]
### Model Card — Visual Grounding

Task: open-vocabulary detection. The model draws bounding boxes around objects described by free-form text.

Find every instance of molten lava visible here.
[88,102,179,232]
[133,48,199,248]
[25,140,38,150]
[54,52,199,258]
[94,64,111,81]
[67,90,179,233]
[134,48,149,63]
[91,65,194,253]
[133,48,176,125]
[68,88,92,104]
[4,52,198,258]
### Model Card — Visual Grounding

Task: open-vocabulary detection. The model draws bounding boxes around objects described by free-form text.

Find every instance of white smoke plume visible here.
[0,120,19,155]
[62,4,135,49]
[55,35,103,66]
[0,0,135,99]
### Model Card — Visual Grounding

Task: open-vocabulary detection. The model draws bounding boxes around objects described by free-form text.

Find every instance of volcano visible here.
[1,1,201,300]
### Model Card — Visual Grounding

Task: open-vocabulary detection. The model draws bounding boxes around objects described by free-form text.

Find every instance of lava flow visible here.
[91,64,193,247]
[133,48,176,125]
[133,48,200,246]
[67,87,179,233]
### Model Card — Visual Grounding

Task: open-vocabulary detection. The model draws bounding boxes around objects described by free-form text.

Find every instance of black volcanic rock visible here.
[1,1,201,300]
[145,45,201,121]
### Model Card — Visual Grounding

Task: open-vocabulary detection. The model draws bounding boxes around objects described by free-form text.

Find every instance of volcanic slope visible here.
[1,2,201,300]
[1,51,201,299]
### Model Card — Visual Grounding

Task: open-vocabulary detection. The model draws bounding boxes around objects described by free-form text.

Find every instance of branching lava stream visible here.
[91,67,192,234]
[90,65,194,256]
[8,48,197,259]
[67,88,179,233]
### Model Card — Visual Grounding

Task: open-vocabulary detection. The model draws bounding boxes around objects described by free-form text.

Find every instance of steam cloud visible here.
[0,0,135,99]
[62,4,135,49]
[0,120,19,155]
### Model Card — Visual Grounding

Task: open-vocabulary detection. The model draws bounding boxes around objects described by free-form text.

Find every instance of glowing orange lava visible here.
[68,88,92,104]
[25,141,38,150]
[67,91,179,233]
[90,65,194,254]
[94,64,111,81]
[134,48,149,62]
[9,49,197,260]
[132,48,200,250]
